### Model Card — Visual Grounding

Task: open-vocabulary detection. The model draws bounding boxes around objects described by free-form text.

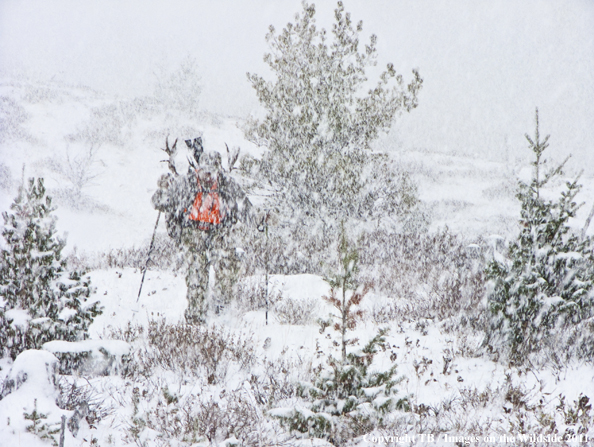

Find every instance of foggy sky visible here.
[1,0,593,167]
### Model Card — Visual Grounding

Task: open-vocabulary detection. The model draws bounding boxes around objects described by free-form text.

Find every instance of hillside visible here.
[1,77,594,446]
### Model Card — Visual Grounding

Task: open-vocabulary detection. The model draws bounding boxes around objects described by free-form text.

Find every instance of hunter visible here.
[152,137,253,324]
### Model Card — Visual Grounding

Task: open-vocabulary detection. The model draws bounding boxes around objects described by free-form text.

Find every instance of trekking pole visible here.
[265,219,269,326]
[137,211,162,302]
[257,211,270,325]
[59,415,66,447]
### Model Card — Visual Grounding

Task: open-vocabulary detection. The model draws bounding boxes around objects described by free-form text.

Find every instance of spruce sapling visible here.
[0,178,102,359]
[485,109,594,362]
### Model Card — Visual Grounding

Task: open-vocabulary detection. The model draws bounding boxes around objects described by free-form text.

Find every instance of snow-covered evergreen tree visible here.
[0,177,102,359]
[245,1,423,238]
[485,110,594,362]
[271,328,407,444]
[271,230,407,443]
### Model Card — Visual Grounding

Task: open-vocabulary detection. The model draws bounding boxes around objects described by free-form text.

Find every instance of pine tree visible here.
[323,223,365,363]
[271,229,407,443]
[272,327,407,443]
[245,1,423,237]
[485,110,594,362]
[24,398,60,446]
[0,178,102,359]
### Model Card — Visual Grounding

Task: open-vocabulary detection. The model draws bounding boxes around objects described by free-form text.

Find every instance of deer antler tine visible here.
[187,155,197,170]
[164,135,171,155]
[225,143,230,171]
[161,135,179,176]
[225,143,240,171]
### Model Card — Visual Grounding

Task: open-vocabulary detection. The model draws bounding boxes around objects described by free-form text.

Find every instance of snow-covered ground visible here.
[1,75,594,446]
[1,1,593,445]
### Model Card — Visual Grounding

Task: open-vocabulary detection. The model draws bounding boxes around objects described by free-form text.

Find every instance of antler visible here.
[160,136,179,176]
[225,143,240,171]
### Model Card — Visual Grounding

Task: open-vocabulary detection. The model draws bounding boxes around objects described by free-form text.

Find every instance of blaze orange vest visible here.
[188,173,224,230]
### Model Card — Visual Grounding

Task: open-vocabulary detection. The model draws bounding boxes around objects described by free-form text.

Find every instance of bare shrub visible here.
[60,145,101,193]
[235,278,283,312]
[45,144,108,211]
[274,296,319,325]
[107,319,290,446]
[116,320,256,384]
[189,393,260,444]
[55,376,113,437]
[0,96,32,143]
[99,234,182,271]
[529,318,594,369]
[378,375,594,445]
[107,321,144,343]
[125,387,266,446]
[248,357,299,407]
[65,233,182,272]
[240,218,334,277]
[360,229,485,322]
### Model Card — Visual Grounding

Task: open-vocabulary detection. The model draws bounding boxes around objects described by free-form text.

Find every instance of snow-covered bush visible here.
[248,356,302,408]
[485,111,594,363]
[104,321,274,446]
[0,178,102,359]
[0,95,31,144]
[125,387,264,446]
[55,375,111,437]
[43,339,130,376]
[244,1,424,250]
[0,350,74,446]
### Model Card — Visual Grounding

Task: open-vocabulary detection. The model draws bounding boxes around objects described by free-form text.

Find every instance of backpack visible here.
[188,170,227,231]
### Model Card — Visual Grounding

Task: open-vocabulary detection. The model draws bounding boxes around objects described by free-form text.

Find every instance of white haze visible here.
[1,0,593,167]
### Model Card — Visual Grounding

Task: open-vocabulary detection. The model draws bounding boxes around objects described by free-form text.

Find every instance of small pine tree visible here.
[485,110,594,362]
[271,230,407,443]
[24,398,60,446]
[0,177,102,359]
[324,223,365,363]
[272,328,407,444]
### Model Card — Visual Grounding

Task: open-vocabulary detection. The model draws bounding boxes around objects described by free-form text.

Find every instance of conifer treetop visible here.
[245,1,423,230]
[524,108,570,199]
[247,1,422,154]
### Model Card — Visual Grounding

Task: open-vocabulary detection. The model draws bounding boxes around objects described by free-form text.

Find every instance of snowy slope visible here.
[2,77,594,446]
[4,76,594,256]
